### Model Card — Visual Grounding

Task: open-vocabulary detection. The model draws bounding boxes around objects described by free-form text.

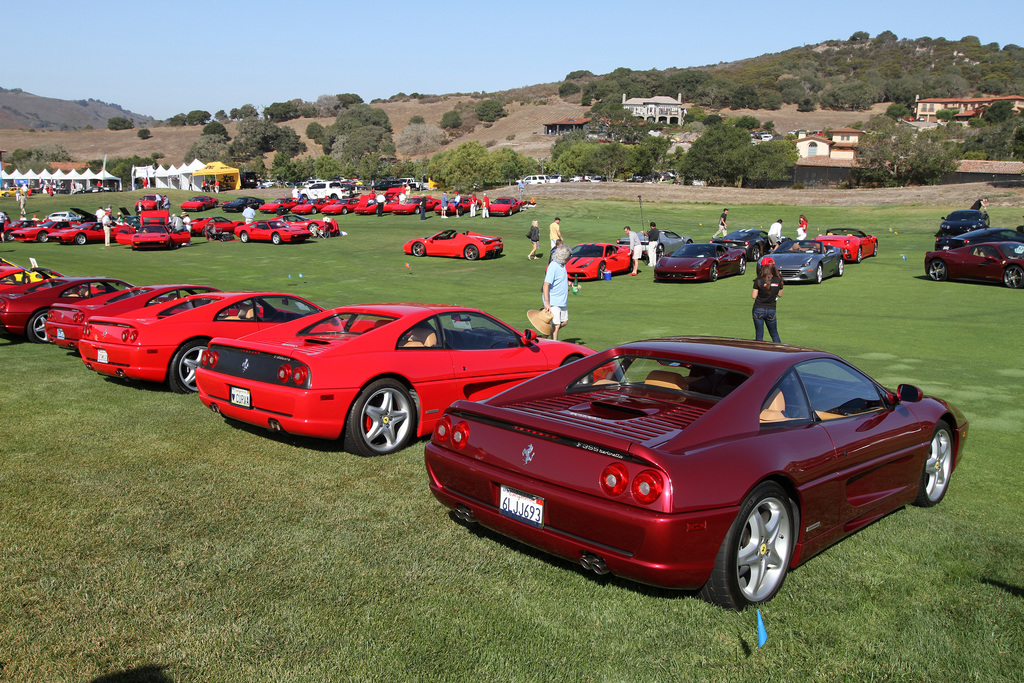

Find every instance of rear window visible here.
[300,313,395,336]
[570,355,747,399]
[158,297,219,318]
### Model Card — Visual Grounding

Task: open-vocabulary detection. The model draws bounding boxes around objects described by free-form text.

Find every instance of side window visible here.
[794,359,885,420]
[397,318,440,349]
[760,369,813,426]
[214,298,257,322]
[438,312,519,350]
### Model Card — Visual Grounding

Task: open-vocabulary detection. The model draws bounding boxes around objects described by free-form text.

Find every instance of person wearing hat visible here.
[181,212,192,234]
[751,256,784,343]
[541,243,572,341]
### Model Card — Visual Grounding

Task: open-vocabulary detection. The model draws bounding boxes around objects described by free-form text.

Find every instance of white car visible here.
[520,175,550,185]
[303,181,350,200]
[46,210,85,222]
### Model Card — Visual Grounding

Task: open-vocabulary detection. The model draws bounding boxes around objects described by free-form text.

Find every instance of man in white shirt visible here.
[242,205,256,224]
[768,218,783,249]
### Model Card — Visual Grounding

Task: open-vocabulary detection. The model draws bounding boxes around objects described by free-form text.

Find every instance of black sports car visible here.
[220,197,263,213]
[934,227,1024,251]
[712,228,770,262]
[935,210,989,239]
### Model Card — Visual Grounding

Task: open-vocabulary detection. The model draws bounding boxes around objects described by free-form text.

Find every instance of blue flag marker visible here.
[757,609,767,648]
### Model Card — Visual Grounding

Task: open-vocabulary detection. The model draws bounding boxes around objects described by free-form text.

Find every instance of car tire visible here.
[239,231,250,243]
[343,379,416,457]
[2,230,12,241]
[709,263,719,282]
[26,309,49,343]
[928,259,947,281]
[168,338,208,394]
[74,233,87,245]
[837,259,844,277]
[855,246,863,263]
[814,264,823,284]
[37,231,48,243]
[560,354,585,366]
[750,245,761,262]
[271,232,282,245]
[464,245,479,261]
[411,242,426,257]
[1003,265,1024,289]
[738,259,746,275]
[699,481,795,610]
[597,262,606,279]
[914,421,954,507]
[341,207,348,215]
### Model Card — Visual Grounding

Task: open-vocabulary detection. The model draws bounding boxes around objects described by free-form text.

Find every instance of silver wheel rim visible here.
[736,495,792,602]
[925,429,952,502]
[838,260,844,276]
[929,261,946,280]
[1005,267,1023,288]
[177,346,204,392]
[31,313,48,341]
[816,265,823,283]
[359,387,413,454]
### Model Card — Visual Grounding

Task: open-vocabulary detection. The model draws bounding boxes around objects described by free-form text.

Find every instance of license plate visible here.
[230,386,251,408]
[500,485,544,528]
[96,348,107,364]
[56,328,65,340]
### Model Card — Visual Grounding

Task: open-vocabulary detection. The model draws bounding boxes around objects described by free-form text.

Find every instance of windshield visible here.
[671,244,717,258]
[570,355,747,399]
[571,244,605,258]
[725,230,759,240]
[998,243,1024,258]
[775,240,822,254]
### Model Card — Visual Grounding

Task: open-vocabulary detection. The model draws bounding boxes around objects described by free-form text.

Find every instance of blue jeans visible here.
[753,307,781,343]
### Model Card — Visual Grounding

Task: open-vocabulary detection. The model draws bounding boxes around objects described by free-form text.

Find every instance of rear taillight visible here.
[434,415,452,443]
[201,349,219,368]
[632,470,664,504]
[451,421,469,450]
[73,312,84,324]
[277,363,292,383]
[82,324,91,337]
[292,365,308,385]
[600,462,629,496]
[120,328,138,342]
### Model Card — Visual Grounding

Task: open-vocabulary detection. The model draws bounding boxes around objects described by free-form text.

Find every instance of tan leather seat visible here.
[644,370,687,391]
[760,390,787,422]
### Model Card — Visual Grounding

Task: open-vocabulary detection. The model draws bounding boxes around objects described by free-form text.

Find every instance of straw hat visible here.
[527,309,554,336]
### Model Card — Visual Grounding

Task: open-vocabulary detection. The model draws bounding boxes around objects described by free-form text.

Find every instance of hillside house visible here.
[914,95,1024,123]
[543,118,591,135]
[794,128,864,161]
[622,94,685,124]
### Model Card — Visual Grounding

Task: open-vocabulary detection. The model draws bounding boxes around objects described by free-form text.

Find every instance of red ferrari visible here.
[235,219,311,244]
[488,196,525,216]
[179,196,219,212]
[190,215,241,238]
[815,228,879,263]
[2,220,39,241]
[653,242,748,282]
[195,303,593,456]
[403,230,503,260]
[925,242,1024,288]
[0,265,63,291]
[116,223,192,249]
[291,197,337,215]
[258,197,300,214]
[321,197,362,215]
[425,337,968,609]
[135,194,165,212]
[0,277,134,342]
[8,220,77,243]
[434,198,473,217]
[49,222,131,245]
[565,243,632,280]
[78,291,323,393]
[45,284,219,350]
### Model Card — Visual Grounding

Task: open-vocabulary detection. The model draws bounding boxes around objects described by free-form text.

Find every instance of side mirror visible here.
[522,328,537,344]
[897,384,923,403]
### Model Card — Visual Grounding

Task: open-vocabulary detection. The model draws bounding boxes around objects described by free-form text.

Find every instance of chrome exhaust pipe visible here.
[209,403,221,414]
[268,419,282,432]
[580,551,609,575]
[454,505,476,524]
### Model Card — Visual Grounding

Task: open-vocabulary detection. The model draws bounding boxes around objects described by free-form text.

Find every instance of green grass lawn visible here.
[1,190,1023,681]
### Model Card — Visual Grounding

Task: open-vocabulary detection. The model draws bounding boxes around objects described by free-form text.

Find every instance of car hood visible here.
[770,251,822,265]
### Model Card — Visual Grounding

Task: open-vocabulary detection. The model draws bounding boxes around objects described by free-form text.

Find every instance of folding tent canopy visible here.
[190,161,240,191]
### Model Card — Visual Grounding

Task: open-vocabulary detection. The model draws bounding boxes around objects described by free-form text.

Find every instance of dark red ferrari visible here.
[654,242,748,282]
[425,337,967,609]
[925,242,1024,288]
[0,277,134,342]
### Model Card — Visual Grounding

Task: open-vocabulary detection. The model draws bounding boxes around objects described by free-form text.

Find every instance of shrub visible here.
[440,110,462,129]
[475,99,507,122]
[107,117,133,131]
[137,128,151,140]
[559,82,581,97]
[791,182,806,190]
[202,121,228,139]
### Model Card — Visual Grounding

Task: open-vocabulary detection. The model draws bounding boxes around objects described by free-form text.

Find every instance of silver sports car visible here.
[767,240,844,284]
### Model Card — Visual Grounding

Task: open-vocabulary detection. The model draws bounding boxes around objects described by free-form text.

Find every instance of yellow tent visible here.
[190,161,241,191]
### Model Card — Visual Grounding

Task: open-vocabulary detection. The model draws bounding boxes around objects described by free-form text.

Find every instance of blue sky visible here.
[3,0,1021,120]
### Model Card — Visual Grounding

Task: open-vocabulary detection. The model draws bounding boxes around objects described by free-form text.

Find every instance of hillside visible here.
[0,88,152,131]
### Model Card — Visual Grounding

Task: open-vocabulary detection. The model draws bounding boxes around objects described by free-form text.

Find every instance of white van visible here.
[304,181,350,200]
[520,175,550,185]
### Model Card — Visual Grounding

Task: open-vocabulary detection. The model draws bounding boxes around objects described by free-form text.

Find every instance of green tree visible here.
[409,115,425,125]
[797,97,817,112]
[202,121,229,139]
[475,100,507,122]
[855,126,959,185]
[336,93,364,108]
[681,124,752,186]
[559,82,581,97]
[885,103,912,120]
[936,108,958,122]
[184,134,230,164]
[137,128,151,140]
[440,110,463,130]
[628,136,672,178]
[589,142,630,180]
[314,154,343,180]
[264,101,300,122]
[732,115,760,130]
[429,142,490,189]
[729,85,760,110]
[185,110,211,126]
[982,100,1014,124]
[745,140,798,188]
[166,113,187,126]
[849,31,870,42]
[306,121,325,145]
[488,148,537,185]
[107,117,133,131]
[1012,126,1024,159]
[215,110,228,122]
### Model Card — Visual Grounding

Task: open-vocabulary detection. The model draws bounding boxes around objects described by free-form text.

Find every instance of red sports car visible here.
[565,243,633,280]
[2,220,39,241]
[403,230,503,260]
[8,220,76,243]
[79,291,323,393]
[179,196,219,212]
[653,242,748,282]
[291,197,337,215]
[258,197,300,214]
[45,284,220,350]
[815,228,879,263]
[0,277,133,342]
[321,197,363,215]
[116,223,192,249]
[0,265,63,291]
[235,219,311,244]
[135,194,166,212]
[190,215,241,238]
[195,303,593,456]
[434,198,473,217]
[49,221,130,245]
[487,196,525,216]
[925,242,1024,288]
[424,337,968,609]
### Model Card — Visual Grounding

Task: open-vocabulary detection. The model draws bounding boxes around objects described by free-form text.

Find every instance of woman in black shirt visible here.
[752,257,784,343]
